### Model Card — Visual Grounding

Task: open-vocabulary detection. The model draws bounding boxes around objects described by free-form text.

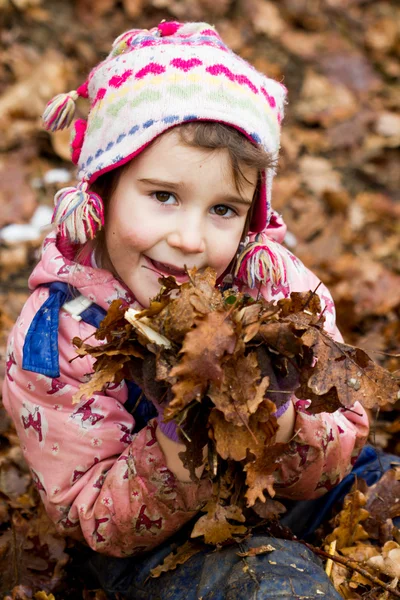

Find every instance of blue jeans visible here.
[82,446,399,599]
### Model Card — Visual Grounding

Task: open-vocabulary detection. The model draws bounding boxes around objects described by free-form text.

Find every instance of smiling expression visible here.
[103,129,257,307]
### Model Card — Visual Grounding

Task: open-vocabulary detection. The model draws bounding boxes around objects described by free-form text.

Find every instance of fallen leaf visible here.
[248,0,286,38]
[0,507,69,596]
[326,489,370,550]
[295,69,358,127]
[191,501,247,545]
[367,541,400,579]
[245,443,290,505]
[251,497,287,519]
[364,468,400,539]
[150,540,204,578]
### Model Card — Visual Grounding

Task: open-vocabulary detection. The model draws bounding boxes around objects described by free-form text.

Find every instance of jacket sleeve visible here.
[256,257,370,500]
[2,288,211,557]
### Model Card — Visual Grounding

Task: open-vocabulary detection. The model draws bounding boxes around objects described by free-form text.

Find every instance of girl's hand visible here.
[155,426,207,483]
[156,401,295,483]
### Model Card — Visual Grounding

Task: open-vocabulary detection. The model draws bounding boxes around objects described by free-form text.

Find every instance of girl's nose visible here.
[167,218,206,254]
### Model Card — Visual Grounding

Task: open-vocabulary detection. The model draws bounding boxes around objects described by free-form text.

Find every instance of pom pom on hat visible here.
[52,182,104,244]
[158,21,182,36]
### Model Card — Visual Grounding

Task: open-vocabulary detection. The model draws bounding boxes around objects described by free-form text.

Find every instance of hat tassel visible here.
[234,235,290,296]
[52,183,104,244]
[42,90,79,132]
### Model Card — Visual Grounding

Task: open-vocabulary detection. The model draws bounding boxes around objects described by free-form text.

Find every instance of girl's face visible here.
[104,129,257,307]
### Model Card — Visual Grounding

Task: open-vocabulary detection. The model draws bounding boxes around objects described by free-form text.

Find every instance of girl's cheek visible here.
[116,219,151,248]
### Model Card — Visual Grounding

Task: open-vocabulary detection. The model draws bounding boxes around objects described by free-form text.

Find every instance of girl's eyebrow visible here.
[138,177,252,206]
[139,177,181,190]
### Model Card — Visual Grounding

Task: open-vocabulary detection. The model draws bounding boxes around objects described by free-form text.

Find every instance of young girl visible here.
[3,20,386,599]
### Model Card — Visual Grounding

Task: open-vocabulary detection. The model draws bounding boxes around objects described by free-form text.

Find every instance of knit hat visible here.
[43,21,288,290]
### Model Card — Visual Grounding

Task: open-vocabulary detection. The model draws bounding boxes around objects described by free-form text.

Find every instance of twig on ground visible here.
[302,542,400,598]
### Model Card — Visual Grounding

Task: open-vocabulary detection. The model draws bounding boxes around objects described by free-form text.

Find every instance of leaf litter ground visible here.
[1,0,400,597]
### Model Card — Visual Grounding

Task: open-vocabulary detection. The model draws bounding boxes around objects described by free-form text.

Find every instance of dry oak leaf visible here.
[72,354,130,404]
[364,468,400,539]
[150,540,204,579]
[95,298,128,341]
[298,329,400,413]
[165,312,237,418]
[209,402,278,462]
[0,506,69,596]
[252,497,287,520]
[153,267,223,343]
[258,322,305,358]
[295,69,358,128]
[208,353,269,427]
[245,443,290,506]
[191,500,247,545]
[326,490,370,550]
[34,593,56,600]
[277,291,322,317]
[367,541,400,579]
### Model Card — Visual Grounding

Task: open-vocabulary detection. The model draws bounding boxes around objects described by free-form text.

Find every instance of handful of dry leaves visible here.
[72,268,399,546]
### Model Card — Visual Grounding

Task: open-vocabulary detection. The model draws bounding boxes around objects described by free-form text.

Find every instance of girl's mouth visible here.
[144,256,190,282]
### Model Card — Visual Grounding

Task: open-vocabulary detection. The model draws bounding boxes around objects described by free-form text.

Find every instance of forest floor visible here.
[0,0,399,598]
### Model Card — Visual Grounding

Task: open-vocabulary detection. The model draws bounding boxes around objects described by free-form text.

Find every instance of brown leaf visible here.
[295,69,358,127]
[75,0,117,20]
[95,299,128,341]
[0,150,37,228]
[298,330,400,412]
[72,354,130,404]
[364,468,400,539]
[0,507,69,596]
[165,312,236,418]
[150,540,204,578]
[278,291,322,317]
[249,0,286,37]
[258,322,304,358]
[208,353,269,426]
[367,541,400,579]
[0,50,72,150]
[326,489,370,550]
[251,498,287,519]
[122,0,144,18]
[237,544,275,557]
[244,443,290,506]
[191,500,247,545]
[154,268,223,343]
[209,401,277,462]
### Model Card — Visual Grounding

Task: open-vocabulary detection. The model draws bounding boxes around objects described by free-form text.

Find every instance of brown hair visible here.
[89,122,275,267]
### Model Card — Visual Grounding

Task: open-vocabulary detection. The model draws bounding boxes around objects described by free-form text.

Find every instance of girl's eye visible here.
[153,191,176,204]
[212,205,236,218]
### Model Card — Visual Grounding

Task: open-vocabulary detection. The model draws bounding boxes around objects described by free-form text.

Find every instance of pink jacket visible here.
[2,234,369,557]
